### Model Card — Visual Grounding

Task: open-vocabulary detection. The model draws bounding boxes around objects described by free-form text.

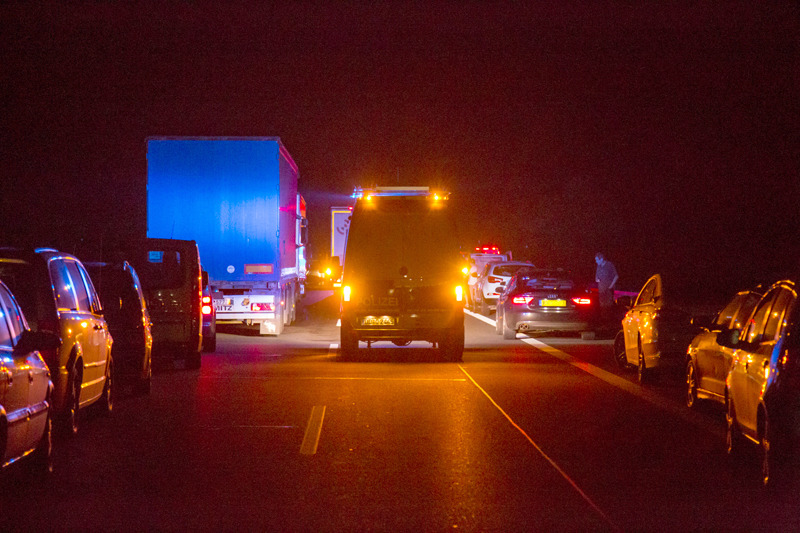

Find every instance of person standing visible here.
[595,252,619,308]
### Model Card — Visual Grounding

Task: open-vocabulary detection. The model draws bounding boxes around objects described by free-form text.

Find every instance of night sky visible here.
[2,2,798,299]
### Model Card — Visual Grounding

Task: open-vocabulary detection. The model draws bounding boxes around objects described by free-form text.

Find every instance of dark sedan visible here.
[495,267,598,340]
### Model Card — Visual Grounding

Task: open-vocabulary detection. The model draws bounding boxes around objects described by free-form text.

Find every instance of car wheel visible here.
[97,355,114,415]
[340,321,358,360]
[439,326,464,362]
[686,360,698,409]
[613,331,627,368]
[758,410,784,488]
[62,362,82,436]
[186,349,202,370]
[637,342,650,384]
[203,333,217,353]
[29,410,53,475]
[726,392,744,456]
[133,366,152,396]
[503,316,516,340]
[480,297,489,316]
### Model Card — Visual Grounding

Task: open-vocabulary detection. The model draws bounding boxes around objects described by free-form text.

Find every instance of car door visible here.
[0,283,49,453]
[70,260,110,404]
[624,276,657,365]
[745,288,794,433]
[0,290,30,460]
[695,292,759,397]
[731,289,779,436]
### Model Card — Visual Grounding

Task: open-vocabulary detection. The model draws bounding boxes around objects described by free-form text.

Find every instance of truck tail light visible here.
[512,296,533,305]
[343,285,351,302]
[455,285,464,302]
[251,302,275,312]
[571,297,592,306]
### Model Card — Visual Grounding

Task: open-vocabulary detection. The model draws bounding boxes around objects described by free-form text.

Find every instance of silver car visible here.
[472,261,533,315]
[1,279,59,473]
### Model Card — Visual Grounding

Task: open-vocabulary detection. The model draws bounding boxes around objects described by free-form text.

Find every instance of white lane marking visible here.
[458,365,619,531]
[300,405,326,455]
[464,309,724,438]
[330,343,338,351]
[200,376,466,382]
[336,319,341,327]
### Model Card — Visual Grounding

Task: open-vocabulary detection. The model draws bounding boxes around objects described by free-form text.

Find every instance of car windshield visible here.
[493,264,530,277]
[517,268,573,289]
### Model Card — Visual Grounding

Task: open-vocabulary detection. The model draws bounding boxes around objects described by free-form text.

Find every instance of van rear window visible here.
[136,250,185,289]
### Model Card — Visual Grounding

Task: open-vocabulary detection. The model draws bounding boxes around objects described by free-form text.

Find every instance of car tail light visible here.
[512,296,533,305]
[251,302,275,312]
[571,297,592,305]
[488,276,503,283]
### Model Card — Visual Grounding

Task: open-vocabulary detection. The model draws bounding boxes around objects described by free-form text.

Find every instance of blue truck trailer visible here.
[146,137,307,335]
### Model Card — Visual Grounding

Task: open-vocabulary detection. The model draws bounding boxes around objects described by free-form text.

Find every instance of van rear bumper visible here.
[343,307,463,343]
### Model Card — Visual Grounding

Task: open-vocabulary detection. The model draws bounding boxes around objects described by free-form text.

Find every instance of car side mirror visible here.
[616,295,632,309]
[14,329,61,355]
[716,328,741,349]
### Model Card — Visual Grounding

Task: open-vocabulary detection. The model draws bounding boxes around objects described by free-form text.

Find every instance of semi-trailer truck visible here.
[146,137,307,335]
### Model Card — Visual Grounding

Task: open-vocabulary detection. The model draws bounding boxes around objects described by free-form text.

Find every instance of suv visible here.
[0,248,114,435]
[85,261,153,395]
[340,192,465,361]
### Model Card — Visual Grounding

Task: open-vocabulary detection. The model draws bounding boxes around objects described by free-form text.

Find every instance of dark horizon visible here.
[3,2,798,299]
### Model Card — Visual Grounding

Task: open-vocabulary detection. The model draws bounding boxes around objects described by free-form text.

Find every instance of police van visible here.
[339,187,465,361]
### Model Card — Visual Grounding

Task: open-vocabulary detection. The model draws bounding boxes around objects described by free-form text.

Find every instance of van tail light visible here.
[251,302,275,312]
[488,276,503,283]
[571,297,592,306]
[512,296,533,305]
[202,295,213,315]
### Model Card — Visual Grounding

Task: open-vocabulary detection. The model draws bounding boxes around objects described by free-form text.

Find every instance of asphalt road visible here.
[2,290,799,531]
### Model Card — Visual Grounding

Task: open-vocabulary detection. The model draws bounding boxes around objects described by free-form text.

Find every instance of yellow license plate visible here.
[540,299,566,307]
[361,316,396,326]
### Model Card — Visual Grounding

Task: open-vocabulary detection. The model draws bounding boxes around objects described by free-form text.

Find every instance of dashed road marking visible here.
[300,405,326,455]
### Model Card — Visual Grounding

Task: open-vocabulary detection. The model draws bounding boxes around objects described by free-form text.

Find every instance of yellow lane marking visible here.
[300,405,326,455]
[458,364,619,531]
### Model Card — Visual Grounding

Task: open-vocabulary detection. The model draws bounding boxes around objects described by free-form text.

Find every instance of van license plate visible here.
[361,316,395,326]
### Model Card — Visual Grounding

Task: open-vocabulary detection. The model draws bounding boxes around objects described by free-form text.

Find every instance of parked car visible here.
[618,274,704,383]
[471,260,533,315]
[495,267,598,340]
[685,287,763,408]
[85,261,153,395]
[118,238,203,369]
[718,279,800,486]
[201,278,216,352]
[1,279,59,474]
[0,248,114,435]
